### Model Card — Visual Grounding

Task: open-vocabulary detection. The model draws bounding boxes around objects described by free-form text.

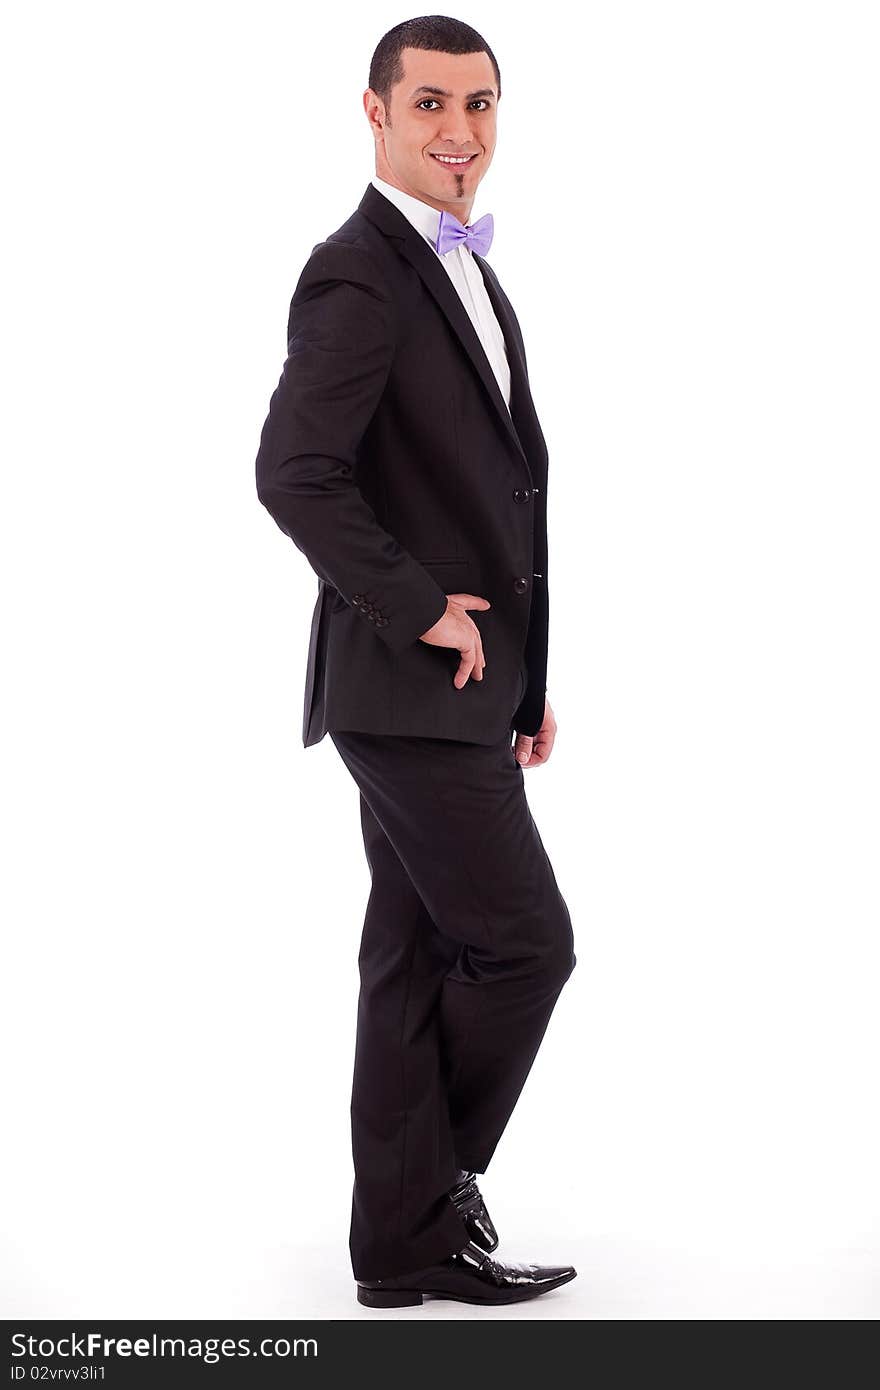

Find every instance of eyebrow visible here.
[410,85,497,100]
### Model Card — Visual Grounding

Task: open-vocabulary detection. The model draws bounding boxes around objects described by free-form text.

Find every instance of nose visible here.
[437,115,478,148]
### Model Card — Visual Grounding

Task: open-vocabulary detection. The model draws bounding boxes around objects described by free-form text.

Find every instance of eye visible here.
[417,99,492,112]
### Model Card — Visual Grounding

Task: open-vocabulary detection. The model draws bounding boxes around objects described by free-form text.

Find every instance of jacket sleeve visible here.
[255,239,449,657]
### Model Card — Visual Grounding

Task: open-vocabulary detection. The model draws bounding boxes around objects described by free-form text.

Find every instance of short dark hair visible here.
[369,14,501,116]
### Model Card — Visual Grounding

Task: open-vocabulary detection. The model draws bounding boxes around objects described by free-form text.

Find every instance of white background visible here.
[2,1,878,1320]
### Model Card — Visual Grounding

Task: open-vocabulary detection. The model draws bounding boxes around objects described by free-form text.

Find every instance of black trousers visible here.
[329,726,577,1281]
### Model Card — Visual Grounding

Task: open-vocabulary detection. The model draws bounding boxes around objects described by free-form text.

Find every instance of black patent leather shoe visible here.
[448,1169,499,1253]
[356,1240,577,1308]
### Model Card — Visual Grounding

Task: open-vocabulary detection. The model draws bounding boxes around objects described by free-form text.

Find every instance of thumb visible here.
[448,593,491,610]
[514,734,533,765]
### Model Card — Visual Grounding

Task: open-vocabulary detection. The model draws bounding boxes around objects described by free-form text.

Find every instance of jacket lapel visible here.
[473,252,548,482]
[358,183,534,486]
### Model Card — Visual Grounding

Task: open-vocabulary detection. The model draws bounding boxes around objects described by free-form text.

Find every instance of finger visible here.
[454,646,477,689]
[471,623,486,680]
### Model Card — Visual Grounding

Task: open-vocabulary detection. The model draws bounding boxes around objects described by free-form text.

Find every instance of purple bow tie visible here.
[435,209,494,258]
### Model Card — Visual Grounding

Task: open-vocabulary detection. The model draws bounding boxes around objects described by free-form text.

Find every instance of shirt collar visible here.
[370,175,446,255]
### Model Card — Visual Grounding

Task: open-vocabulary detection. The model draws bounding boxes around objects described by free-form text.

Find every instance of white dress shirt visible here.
[370,174,512,411]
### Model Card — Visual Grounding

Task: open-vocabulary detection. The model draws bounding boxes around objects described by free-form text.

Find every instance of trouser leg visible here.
[347,790,471,1280]
[329,730,576,1281]
[441,810,575,1173]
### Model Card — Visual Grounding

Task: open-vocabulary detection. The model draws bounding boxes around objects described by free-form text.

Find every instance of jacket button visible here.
[513,576,529,594]
[512,488,532,503]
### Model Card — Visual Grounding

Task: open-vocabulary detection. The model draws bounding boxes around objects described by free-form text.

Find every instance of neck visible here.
[376,169,472,224]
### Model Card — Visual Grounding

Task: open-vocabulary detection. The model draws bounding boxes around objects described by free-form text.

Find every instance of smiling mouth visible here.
[429,153,478,168]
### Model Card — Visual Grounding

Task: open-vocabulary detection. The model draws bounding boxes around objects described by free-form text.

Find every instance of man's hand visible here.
[513,697,557,768]
[420,593,491,688]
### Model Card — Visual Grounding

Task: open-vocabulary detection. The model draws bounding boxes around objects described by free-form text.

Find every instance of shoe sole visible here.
[357,1268,577,1308]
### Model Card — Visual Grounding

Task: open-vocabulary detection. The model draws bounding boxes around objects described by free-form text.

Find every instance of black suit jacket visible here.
[255,182,551,748]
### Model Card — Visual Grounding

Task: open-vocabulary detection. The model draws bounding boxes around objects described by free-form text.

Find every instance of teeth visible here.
[433,154,473,164]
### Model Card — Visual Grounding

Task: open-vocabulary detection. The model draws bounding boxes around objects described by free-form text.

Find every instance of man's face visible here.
[366,47,498,216]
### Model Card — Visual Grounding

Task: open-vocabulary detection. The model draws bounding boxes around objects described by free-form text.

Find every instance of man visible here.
[255,16,577,1309]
